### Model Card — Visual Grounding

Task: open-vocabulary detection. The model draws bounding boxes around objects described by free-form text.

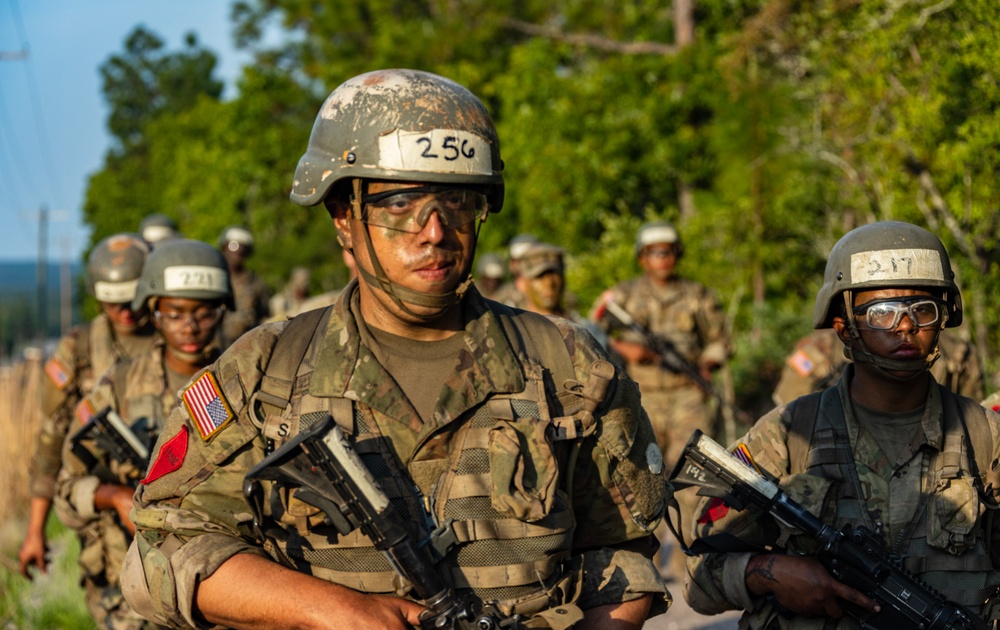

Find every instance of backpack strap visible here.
[256,306,331,419]
[786,391,823,475]
[491,303,577,391]
[940,385,996,503]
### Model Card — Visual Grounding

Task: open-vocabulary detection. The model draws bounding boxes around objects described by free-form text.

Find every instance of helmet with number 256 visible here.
[289,69,504,212]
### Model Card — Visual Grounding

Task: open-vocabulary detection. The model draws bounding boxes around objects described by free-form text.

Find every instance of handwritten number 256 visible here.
[417,136,476,161]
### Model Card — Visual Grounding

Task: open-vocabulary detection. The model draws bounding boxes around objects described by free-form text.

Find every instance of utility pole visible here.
[36,206,48,342]
[60,236,73,335]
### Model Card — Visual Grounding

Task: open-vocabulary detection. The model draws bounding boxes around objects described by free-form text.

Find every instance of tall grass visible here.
[1,354,93,628]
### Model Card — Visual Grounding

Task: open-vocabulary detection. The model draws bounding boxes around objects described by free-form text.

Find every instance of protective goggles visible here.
[155,305,225,331]
[852,296,947,330]
[360,186,488,233]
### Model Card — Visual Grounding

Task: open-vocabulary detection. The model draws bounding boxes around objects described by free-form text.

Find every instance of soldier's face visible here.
[334,180,478,322]
[524,271,563,313]
[153,297,223,358]
[639,244,678,283]
[101,301,148,335]
[835,288,941,368]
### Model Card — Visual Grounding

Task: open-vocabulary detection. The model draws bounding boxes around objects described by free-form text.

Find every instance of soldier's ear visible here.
[832,318,852,345]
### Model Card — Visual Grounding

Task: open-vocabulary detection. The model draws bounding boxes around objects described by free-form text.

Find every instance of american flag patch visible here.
[76,399,96,426]
[732,443,761,473]
[787,349,814,378]
[44,357,71,389]
[182,372,234,441]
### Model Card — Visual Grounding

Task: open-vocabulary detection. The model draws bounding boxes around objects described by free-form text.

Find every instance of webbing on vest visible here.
[255,307,330,419]
[491,303,577,392]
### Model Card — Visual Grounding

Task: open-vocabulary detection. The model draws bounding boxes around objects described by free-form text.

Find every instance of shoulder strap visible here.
[940,385,993,496]
[256,307,330,418]
[787,391,823,475]
[492,303,576,390]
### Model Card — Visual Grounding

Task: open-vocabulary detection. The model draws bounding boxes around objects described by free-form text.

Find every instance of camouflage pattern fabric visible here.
[773,328,985,406]
[122,284,670,629]
[685,368,1000,629]
[598,274,731,579]
[220,269,270,347]
[54,339,175,630]
[31,314,157,499]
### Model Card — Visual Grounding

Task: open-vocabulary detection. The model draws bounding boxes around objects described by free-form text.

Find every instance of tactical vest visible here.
[248,305,616,624]
[110,343,176,460]
[787,384,1000,610]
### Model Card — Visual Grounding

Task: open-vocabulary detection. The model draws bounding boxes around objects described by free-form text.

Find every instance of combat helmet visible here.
[132,238,234,312]
[86,233,150,304]
[138,214,179,245]
[814,221,961,377]
[218,226,255,253]
[635,221,684,258]
[290,68,504,212]
[290,69,503,320]
[476,252,506,280]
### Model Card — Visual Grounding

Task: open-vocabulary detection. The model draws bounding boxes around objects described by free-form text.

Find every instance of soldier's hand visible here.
[17,531,47,579]
[96,483,137,535]
[744,553,880,619]
[357,595,425,629]
[610,339,659,365]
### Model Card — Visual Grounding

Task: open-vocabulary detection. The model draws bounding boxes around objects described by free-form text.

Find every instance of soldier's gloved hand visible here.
[17,530,47,579]
[744,553,880,619]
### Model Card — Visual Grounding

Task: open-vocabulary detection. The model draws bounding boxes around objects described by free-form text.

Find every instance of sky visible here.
[0,0,252,262]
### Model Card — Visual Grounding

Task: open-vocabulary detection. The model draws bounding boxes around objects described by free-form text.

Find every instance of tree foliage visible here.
[82,1,1000,410]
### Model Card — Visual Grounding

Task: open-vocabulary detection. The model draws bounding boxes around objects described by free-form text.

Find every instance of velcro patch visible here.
[787,349,814,378]
[182,372,234,441]
[75,399,96,426]
[44,357,71,389]
[697,497,730,524]
[142,425,189,484]
[733,443,761,474]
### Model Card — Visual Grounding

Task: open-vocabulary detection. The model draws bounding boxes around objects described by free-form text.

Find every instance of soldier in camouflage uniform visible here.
[218,225,271,347]
[772,327,984,405]
[121,69,669,629]
[138,214,179,246]
[492,233,538,309]
[474,251,506,300]
[592,221,731,580]
[18,234,157,583]
[55,239,231,630]
[686,221,1000,628]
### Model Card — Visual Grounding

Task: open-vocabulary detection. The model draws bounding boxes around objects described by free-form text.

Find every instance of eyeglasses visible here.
[154,306,225,331]
[360,186,488,233]
[852,297,947,330]
[642,247,678,260]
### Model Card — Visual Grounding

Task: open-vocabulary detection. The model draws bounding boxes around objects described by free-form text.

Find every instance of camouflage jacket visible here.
[685,368,1000,629]
[599,275,730,391]
[30,314,156,499]
[53,339,176,589]
[122,284,669,629]
[772,328,985,405]
[220,269,270,347]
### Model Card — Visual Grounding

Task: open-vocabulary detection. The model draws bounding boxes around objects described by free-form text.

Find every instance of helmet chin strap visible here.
[841,292,941,382]
[166,339,222,366]
[349,179,477,322]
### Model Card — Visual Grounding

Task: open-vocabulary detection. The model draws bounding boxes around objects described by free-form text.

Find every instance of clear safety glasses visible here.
[852,297,947,330]
[360,186,488,233]
[154,306,225,331]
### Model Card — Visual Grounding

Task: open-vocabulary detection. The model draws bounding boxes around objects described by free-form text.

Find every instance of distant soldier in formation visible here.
[217,225,271,347]
[773,327,984,406]
[269,266,312,320]
[137,214,179,246]
[267,249,358,321]
[17,235,158,594]
[592,220,731,581]
[54,239,230,630]
[474,251,506,299]
[491,232,538,309]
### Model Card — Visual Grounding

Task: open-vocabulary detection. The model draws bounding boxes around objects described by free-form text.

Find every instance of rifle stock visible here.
[244,415,519,630]
[671,429,989,630]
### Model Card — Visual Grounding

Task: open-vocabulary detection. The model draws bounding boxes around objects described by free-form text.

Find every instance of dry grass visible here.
[0,353,43,542]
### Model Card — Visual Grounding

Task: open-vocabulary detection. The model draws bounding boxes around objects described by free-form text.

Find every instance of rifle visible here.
[69,407,151,487]
[669,429,989,630]
[243,415,520,630]
[599,300,751,425]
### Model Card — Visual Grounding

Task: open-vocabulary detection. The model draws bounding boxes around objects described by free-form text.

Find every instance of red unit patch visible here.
[142,426,189,484]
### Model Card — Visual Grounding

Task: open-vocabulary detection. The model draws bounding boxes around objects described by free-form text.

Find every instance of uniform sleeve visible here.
[684,408,796,615]
[52,371,119,530]
[552,319,670,611]
[29,331,82,498]
[122,325,282,629]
